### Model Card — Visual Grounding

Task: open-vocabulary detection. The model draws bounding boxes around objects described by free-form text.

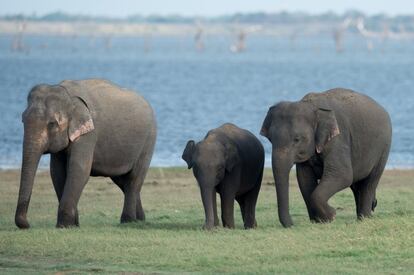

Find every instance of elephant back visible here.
[59,79,153,121]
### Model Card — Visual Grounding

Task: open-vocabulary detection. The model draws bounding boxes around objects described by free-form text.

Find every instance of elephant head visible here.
[182,138,238,229]
[15,84,94,229]
[260,101,340,227]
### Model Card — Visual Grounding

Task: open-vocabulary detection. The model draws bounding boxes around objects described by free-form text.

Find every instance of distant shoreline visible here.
[0,20,324,36]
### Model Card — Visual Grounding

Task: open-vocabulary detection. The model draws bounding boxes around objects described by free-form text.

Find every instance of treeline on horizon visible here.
[2,10,414,31]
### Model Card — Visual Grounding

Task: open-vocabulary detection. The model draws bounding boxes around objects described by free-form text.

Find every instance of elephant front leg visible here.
[310,150,353,223]
[51,152,79,226]
[296,163,318,222]
[57,137,95,228]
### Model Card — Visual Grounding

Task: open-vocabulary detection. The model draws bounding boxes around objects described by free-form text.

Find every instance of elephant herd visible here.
[15,79,392,230]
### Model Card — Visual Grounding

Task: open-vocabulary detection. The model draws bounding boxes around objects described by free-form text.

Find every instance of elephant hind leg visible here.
[130,133,156,221]
[353,176,379,220]
[220,193,235,229]
[354,157,387,220]
[239,183,261,229]
[111,173,138,223]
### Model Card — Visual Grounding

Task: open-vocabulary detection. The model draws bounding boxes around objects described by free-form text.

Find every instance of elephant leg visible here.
[131,136,156,221]
[240,183,261,229]
[50,152,66,201]
[353,152,387,219]
[112,174,138,223]
[219,172,240,229]
[50,152,80,226]
[57,137,94,228]
[296,162,318,222]
[220,192,235,229]
[310,149,353,223]
[356,170,384,219]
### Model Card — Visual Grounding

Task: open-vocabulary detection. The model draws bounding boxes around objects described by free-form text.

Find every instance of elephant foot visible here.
[223,224,235,229]
[244,220,257,230]
[357,211,373,221]
[135,213,145,221]
[203,222,216,230]
[15,215,30,229]
[56,222,79,229]
[314,206,336,223]
[57,209,79,228]
[120,213,137,223]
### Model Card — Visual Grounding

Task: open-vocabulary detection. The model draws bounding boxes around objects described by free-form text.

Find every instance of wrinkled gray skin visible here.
[260,89,392,227]
[15,79,156,229]
[182,123,264,230]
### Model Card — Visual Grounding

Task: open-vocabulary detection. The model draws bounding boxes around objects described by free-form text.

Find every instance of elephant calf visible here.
[260,88,392,227]
[182,123,264,230]
[16,79,156,229]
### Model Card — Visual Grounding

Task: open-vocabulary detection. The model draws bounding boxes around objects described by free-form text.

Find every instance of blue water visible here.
[0,34,413,168]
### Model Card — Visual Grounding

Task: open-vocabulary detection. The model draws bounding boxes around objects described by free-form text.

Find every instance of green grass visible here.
[0,168,413,274]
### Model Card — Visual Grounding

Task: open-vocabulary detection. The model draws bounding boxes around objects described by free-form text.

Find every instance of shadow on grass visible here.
[116,220,201,231]
[115,220,283,231]
[2,209,410,232]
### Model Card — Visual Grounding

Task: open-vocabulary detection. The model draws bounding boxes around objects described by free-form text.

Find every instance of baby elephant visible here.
[182,123,264,230]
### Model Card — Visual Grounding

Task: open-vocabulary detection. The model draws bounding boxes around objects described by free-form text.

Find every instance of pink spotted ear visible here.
[315,108,340,154]
[69,118,94,142]
[68,98,95,142]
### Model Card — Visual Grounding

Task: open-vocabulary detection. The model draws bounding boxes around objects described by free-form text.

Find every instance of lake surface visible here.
[0,34,413,168]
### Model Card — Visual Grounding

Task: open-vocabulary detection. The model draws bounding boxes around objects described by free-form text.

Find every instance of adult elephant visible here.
[15,79,157,229]
[260,88,392,227]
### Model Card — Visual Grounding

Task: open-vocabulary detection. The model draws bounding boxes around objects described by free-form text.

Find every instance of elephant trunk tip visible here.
[15,214,30,229]
[15,203,30,229]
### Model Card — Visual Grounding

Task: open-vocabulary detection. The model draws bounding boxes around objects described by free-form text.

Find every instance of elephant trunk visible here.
[272,148,294,228]
[200,184,215,230]
[15,127,45,229]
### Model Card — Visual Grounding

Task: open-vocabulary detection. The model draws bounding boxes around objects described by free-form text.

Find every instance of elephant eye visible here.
[47,121,58,130]
[293,136,300,143]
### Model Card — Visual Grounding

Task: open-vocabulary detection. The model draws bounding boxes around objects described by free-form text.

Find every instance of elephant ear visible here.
[68,97,95,142]
[260,108,273,139]
[182,140,196,169]
[224,141,239,172]
[315,108,340,154]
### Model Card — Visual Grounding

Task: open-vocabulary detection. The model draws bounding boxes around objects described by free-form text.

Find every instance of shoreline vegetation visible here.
[0,167,413,273]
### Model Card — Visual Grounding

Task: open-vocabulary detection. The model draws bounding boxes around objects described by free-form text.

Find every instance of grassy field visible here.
[0,168,413,274]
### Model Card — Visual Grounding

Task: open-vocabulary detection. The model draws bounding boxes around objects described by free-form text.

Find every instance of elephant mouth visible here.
[295,155,310,163]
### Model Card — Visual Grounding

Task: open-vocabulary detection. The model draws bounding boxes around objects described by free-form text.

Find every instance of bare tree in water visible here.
[333,17,351,53]
[194,21,204,51]
[230,25,261,53]
[11,21,28,53]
